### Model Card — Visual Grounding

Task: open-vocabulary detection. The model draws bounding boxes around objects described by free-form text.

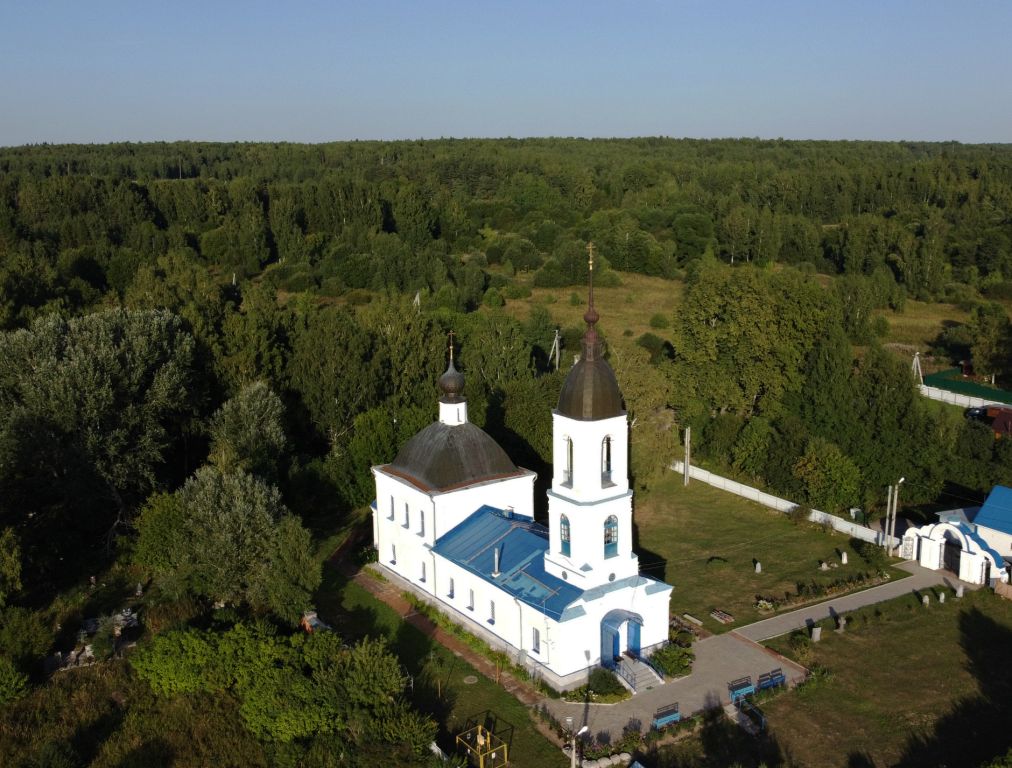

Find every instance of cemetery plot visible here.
[635,476,899,633]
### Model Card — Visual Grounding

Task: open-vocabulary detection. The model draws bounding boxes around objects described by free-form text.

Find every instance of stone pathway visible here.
[734,560,974,642]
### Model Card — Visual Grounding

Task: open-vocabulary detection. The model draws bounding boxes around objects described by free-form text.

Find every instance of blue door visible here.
[628,621,641,657]
[600,619,621,668]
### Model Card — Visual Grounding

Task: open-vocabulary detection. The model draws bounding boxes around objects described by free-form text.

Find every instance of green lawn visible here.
[635,474,897,634]
[762,588,1012,768]
[317,565,567,767]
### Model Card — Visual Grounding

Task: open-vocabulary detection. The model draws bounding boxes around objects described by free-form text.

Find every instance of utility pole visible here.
[912,352,924,385]
[683,426,691,486]
[549,328,561,371]
[883,485,894,551]
[889,478,905,555]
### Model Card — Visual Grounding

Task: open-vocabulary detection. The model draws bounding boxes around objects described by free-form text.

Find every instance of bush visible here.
[788,504,812,525]
[0,607,53,668]
[649,313,670,329]
[851,538,889,573]
[483,288,505,308]
[649,643,694,677]
[344,289,372,306]
[588,667,625,696]
[503,283,531,300]
[0,655,28,705]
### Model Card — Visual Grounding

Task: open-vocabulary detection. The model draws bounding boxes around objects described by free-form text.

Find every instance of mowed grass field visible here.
[874,298,971,351]
[633,474,897,634]
[763,588,1012,768]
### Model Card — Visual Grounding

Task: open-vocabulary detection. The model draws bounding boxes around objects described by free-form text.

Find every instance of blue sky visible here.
[2,1,1010,145]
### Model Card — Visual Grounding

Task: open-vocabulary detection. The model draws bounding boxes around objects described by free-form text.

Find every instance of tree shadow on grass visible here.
[896,605,1012,767]
[113,738,175,768]
[645,700,791,768]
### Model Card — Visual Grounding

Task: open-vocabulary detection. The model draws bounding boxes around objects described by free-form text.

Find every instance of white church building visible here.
[901,485,1012,586]
[371,279,672,690]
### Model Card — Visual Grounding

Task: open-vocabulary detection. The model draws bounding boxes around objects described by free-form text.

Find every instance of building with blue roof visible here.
[901,485,1012,585]
[371,264,673,690]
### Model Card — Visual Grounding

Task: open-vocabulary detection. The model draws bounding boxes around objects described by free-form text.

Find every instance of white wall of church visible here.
[548,584,671,676]
[379,542,672,680]
[372,469,535,559]
[420,555,558,668]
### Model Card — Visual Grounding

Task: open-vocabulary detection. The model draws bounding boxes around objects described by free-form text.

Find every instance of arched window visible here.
[604,515,618,558]
[601,436,613,486]
[560,514,571,557]
[563,437,574,486]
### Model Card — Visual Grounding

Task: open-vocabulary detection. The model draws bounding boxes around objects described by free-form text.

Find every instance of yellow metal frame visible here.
[456,722,509,768]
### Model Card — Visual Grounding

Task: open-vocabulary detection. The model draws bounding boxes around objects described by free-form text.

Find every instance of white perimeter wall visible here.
[670,461,895,547]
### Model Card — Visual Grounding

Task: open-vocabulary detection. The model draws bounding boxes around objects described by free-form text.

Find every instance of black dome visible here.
[438,358,465,401]
[387,421,520,491]
[557,346,624,420]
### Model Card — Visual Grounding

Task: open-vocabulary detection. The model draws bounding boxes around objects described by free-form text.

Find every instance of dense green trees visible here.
[0,309,198,580]
[135,468,320,624]
[132,624,436,761]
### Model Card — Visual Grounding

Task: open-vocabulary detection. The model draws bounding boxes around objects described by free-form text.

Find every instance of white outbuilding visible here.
[901,486,1012,585]
[371,275,672,691]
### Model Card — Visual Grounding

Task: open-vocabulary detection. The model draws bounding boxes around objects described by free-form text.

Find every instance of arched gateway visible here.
[902,521,1004,586]
[601,609,644,667]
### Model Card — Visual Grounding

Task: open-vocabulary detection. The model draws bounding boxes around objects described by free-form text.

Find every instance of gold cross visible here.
[448,330,455,361]
[587,241,595,271]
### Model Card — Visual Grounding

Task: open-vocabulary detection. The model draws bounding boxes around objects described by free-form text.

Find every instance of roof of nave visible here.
[432,505,585,621]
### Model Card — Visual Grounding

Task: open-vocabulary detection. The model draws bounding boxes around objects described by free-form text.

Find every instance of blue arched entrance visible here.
[600,609,643,668]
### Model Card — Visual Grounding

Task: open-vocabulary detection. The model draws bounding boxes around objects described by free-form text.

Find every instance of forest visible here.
[1,138,1011,765]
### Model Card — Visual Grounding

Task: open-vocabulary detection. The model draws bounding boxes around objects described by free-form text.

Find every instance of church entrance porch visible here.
[600,609,644,668]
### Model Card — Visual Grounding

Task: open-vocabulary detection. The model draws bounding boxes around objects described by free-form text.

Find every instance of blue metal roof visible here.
[432,505,585,621]
[973,485,1012,537]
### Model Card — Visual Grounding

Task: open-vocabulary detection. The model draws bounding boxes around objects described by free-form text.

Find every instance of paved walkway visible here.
[734,560,974,642]
[542,632,806,740]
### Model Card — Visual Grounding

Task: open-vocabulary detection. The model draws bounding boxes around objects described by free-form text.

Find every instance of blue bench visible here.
[728,676,755,703]
[757,667,786,690]
[652,702,681,729]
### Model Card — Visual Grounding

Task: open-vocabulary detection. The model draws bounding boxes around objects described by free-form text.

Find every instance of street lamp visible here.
[890,478,905,555]
[571,725,589,768]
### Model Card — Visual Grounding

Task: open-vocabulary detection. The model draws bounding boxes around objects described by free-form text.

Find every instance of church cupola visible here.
[556,250,624,421]
[438,332,468,425]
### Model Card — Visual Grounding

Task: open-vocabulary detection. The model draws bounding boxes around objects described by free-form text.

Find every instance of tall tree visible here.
[135,467,320,624]
[0,309,197,548]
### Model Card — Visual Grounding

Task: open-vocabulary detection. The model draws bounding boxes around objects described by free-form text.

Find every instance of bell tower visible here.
[543,244,639,589]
